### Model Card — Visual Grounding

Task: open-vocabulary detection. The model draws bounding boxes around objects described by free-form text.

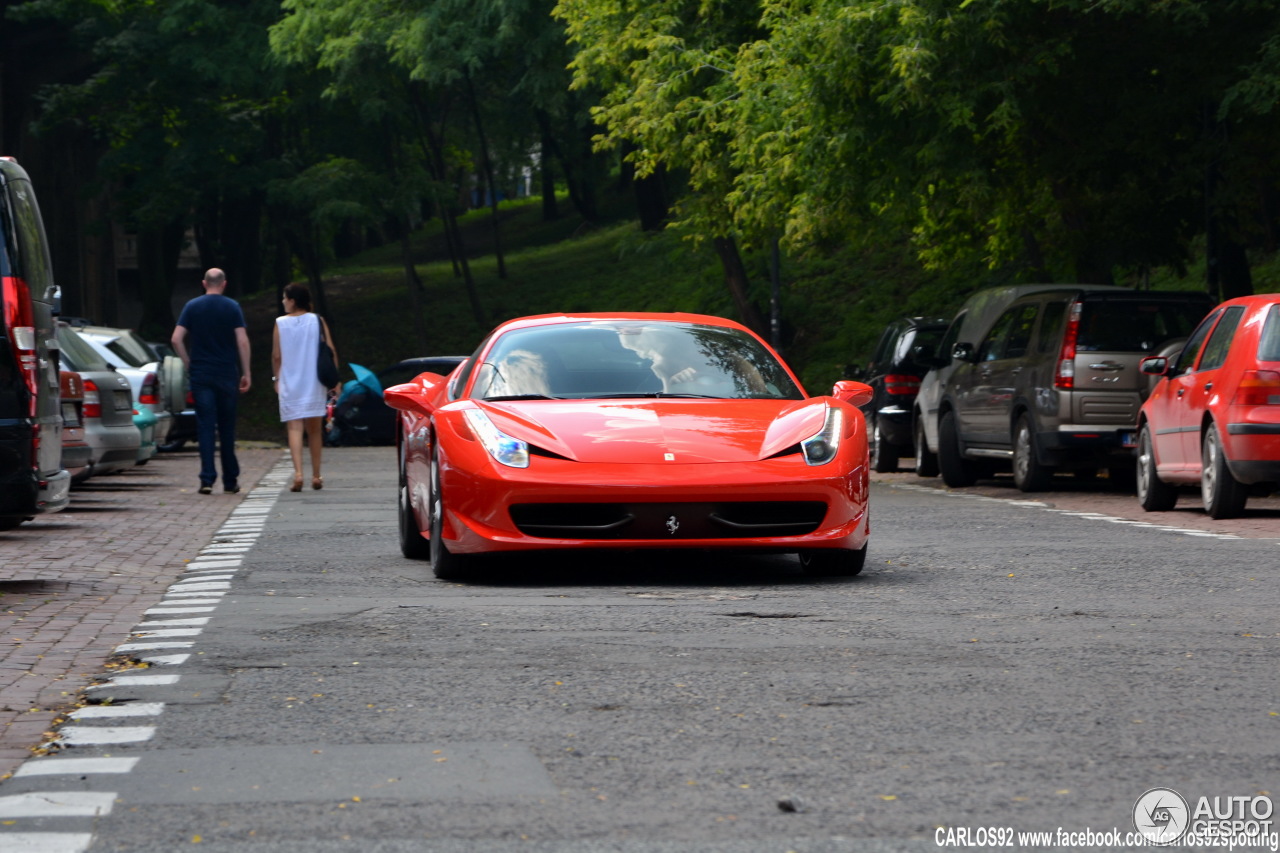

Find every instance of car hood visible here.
[474,398,828,464]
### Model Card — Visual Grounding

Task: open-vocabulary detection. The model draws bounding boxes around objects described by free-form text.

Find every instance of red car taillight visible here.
[185,390,194,406]
[1234,370,1280,406]
[2,275,39,416]
[884,374,921,395]
[1055,300,1083,390]
[140,371,159,405]
[83,379,102,418]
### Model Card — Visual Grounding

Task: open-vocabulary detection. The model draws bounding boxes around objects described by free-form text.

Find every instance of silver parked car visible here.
[74,325,184,456]
[55,323,141,477]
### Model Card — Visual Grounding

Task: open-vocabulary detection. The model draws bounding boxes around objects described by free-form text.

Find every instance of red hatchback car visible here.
[1136,294,1280,518]
[386,313,874,579]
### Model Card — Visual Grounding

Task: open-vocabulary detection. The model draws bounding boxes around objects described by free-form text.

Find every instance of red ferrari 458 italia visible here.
[386,313,875,579]
[1137,293,1280,518]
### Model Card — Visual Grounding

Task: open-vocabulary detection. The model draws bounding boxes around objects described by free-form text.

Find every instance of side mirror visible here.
[1140,356,1169,377]
[384,372,446,417]
[952,342,975,362]
[831,380,874,407]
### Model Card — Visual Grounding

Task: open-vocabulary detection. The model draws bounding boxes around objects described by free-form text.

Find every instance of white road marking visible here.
[145,606,216,615]
[889,483,1242,539]
[139,653,190,666]
[136,617,209,627]
[87,674,180,688]
[173,575,234,583]
[0,834,94,853]
[0,791,116,817]
[166,582,230,592]
[164,591,227,599]
[59,726,155,745]
[14,757,139,776]
[70,703,163,719]
[131,628,203,638]
[115,641,194,652]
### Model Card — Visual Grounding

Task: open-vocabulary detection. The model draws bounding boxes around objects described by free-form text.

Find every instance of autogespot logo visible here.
[1134,787,1191,845]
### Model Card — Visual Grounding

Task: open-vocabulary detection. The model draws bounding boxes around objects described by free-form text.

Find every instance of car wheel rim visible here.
[870,421,881,466]
[1202,435,1217,505]
[1137,433,1153,500]
[914,423,925,468]
[1014,425,1030,481]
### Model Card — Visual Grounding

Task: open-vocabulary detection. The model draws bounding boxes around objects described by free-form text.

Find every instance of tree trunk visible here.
[399,217,429,354]
[134,218,184,341]
[535,111,559,222]
[464,71,506,279]
[711,235,765,334]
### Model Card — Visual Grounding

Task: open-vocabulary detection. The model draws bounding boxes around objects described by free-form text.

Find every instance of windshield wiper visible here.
[482,394,563,402]
[591,392,726,399]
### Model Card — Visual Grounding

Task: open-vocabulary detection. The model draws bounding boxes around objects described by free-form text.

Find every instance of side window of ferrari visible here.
[449,339,489,401]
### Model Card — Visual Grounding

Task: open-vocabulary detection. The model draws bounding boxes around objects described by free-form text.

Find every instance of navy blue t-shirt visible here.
[176,293,246,382]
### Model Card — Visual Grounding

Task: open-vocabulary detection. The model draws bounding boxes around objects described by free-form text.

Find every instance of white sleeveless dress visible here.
[277,313,327,421]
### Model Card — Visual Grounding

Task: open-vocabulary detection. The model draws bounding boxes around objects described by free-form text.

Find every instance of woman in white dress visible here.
[272,283,340,492]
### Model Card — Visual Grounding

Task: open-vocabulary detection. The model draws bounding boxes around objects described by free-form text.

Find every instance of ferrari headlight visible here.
[800,406,842,466]
[464,409,529,468]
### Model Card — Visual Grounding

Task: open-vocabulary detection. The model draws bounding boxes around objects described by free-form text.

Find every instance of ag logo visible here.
[1133,787,1190,845]
[665,516,680,535]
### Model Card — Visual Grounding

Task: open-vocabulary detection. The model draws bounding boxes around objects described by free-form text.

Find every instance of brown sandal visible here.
[290,473,303,493]
[312,476,323,491]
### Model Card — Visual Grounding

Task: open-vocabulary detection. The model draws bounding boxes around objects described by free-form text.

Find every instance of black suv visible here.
[933,286,1214,491]
[1,157,70,529]
[857,316,950,472]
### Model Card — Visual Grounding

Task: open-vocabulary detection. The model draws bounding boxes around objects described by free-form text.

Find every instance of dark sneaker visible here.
[198,484,213,495]
[224,484,240,494]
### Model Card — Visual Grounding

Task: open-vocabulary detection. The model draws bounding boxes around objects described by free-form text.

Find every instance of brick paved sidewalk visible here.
[0,444,283,778]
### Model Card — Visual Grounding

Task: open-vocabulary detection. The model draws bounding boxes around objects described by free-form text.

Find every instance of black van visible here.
[1,157,70,529]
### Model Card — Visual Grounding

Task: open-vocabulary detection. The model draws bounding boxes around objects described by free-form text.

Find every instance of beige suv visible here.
[932,286,1213,491]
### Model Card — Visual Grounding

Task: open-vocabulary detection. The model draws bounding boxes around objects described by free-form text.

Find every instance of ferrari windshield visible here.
[471,321,804,401]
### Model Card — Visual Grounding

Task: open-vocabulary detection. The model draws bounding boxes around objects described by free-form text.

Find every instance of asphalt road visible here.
[2,447,1278,852]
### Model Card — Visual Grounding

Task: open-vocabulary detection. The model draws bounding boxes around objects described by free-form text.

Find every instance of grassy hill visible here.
[234,192,1244,440]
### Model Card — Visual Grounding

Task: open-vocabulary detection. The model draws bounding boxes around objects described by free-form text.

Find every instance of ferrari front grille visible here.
[508,501,827,540]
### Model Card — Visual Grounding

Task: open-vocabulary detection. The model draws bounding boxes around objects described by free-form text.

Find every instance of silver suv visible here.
[928,286,1213,491]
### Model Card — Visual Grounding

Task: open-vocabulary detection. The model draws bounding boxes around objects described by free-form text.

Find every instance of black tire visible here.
[869,417,898,473]
[1201,424,1248,519]
[937,410,978,488]
[913,416,939,478]
[398,440,431,559]
[1136,424,1177,512]
[158,439,187,452]
[1012,414,1052,492]
[0,517,25,532]
[428,450,470,579]
[799,543,868,577]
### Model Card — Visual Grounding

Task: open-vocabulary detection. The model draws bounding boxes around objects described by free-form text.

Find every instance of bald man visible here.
[172,268,252,494]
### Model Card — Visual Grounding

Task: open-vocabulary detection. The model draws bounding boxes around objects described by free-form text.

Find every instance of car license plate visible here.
[114,390,133,411]
[1120,430,1136,448]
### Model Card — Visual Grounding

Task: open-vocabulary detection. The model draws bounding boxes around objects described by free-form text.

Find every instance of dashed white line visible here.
[14,757,139,777]
[70,703,163,720]
[58,726,155,746]
[0,833,94,853]
[87,675,180,688]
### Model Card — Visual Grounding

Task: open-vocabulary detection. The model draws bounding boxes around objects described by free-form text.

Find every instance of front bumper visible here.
[435,448,870,556]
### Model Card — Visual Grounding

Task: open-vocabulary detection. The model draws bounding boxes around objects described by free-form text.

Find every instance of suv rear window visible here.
[1077,300,1208,353]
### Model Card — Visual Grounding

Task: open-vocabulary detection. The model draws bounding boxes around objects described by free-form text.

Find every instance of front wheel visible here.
[799,543,868,577]
[869,417,898,473]
[429,451,471,580]
[1136,424,1177,512]
[913,417,939,478]
[938,410,978,488]
[398,439,431,559]
[1202,424,1247,519]
[1012,414,1052,492]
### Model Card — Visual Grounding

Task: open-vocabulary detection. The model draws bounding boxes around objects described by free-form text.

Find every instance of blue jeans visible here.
[191,375,240,488]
